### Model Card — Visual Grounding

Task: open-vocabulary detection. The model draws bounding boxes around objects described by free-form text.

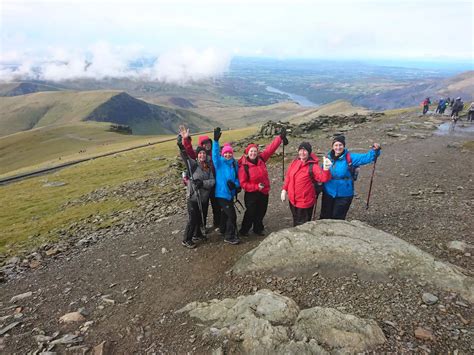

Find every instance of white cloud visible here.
[0,44,231,84]
[148,47,231,84]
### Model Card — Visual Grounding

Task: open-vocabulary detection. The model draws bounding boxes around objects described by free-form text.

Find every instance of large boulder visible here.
[177,289,385,354]
[294,307,386,353]
[232,220,474,303]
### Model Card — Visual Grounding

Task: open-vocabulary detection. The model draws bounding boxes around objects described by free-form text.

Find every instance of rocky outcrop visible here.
[257,113,384,137]
[177,289,385,354]
[232,220,474,303]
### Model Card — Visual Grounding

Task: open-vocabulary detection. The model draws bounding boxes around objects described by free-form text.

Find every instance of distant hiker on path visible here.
[177,135,215,249]
[238,127,288,237]
[468,102,474,122]
[212,127,241,245]
[281,142,332,226]
[451,97,464,121]
[422,97,431,115]
[436,98,446,114]
[320,135,381,220]
[179,125,221,230]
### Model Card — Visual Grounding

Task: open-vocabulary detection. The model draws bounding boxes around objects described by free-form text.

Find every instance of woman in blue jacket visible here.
[320,135,381,220]
[212,127,241,245]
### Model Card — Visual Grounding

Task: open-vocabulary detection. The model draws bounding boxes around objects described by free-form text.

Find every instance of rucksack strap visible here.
[243,156,264,180]
[308,162,323,195]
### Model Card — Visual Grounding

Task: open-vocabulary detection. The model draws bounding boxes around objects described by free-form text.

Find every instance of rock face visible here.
[177,289,385,354]
[232,220,474,303]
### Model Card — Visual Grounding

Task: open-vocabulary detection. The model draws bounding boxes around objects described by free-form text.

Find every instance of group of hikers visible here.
[177,125,381,249]
[423,96,473,122]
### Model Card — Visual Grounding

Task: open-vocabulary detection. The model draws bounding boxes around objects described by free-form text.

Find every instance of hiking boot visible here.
[192,235,207,242]
[224,237,240,245]
[182,240,196,249]
[238,230,249,237]
[254,230,265,236]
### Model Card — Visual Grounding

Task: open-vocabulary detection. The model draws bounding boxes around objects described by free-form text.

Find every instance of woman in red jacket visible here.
[238,130,288,236]
[281,142,332,226]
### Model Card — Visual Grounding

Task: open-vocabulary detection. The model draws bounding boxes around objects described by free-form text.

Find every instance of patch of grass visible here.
[0,122,165,176]
[0,125,257,257]
[462,140,474,150]
[384,106,420,116]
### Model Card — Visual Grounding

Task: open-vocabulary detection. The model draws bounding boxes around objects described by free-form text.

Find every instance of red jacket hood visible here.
[303,153,320,164]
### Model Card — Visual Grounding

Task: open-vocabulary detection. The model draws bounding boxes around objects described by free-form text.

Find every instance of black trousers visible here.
[240,191,269,234]
[422,105,429,115]
[289,202,314,227]
[319,193,353,220]
[184,199,209,242]
[217,198,237,240]
[208,190,221,227]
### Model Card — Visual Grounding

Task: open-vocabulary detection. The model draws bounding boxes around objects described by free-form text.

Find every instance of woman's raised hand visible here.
[178,125,190,140]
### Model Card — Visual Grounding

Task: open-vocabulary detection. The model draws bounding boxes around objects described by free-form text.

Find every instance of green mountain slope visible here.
[0,81,61,97]
[0,122,161,176]
[0,90,218,137]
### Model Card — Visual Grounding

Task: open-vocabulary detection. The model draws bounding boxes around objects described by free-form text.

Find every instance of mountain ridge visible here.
[0,90,218,137]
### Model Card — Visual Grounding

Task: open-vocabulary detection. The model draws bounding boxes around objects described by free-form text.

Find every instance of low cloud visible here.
[0,44,231,84]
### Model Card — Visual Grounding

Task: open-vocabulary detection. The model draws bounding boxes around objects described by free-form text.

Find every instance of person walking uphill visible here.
[177,136,215,249]
[238,128,289,237]
[422,97,431,115]
[212,127,241,245]
[179,125,221,229]
[281,142,332,226]
[320,135,381,220]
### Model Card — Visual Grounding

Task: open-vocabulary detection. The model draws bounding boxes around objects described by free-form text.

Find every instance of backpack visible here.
[243,156,265,180]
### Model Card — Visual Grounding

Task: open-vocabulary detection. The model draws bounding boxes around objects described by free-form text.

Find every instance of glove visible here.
[214,127,222,142]
[194,179,203,189]
[281,190,287,202]
[323,157,332,171]
[279,127,287,139]
[282,136,289,146]
[227,180,237,190]
[177,134,184,149]
[236,187,242,194]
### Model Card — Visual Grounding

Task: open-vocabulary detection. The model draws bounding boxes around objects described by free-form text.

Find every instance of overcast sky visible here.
[0,0,472,82]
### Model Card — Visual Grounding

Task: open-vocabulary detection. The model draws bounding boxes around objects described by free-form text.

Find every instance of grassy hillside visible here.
[184,102,306,128]
[0,126,256,257]
[0,122,166,176]
[0,91,119,136]
[289,100,370,124]
[0,90,219,137]
[0,81,61,97]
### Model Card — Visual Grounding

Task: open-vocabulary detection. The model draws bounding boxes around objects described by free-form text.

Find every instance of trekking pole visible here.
[366,155,378,210]
[282,143,285,181]
[312,195,318,221]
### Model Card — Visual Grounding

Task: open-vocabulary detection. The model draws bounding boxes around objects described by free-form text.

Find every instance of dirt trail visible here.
[1,114,473,353]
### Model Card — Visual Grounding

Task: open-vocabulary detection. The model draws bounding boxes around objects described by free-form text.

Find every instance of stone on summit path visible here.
[177,289,385,354]
[231,220,474,303]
